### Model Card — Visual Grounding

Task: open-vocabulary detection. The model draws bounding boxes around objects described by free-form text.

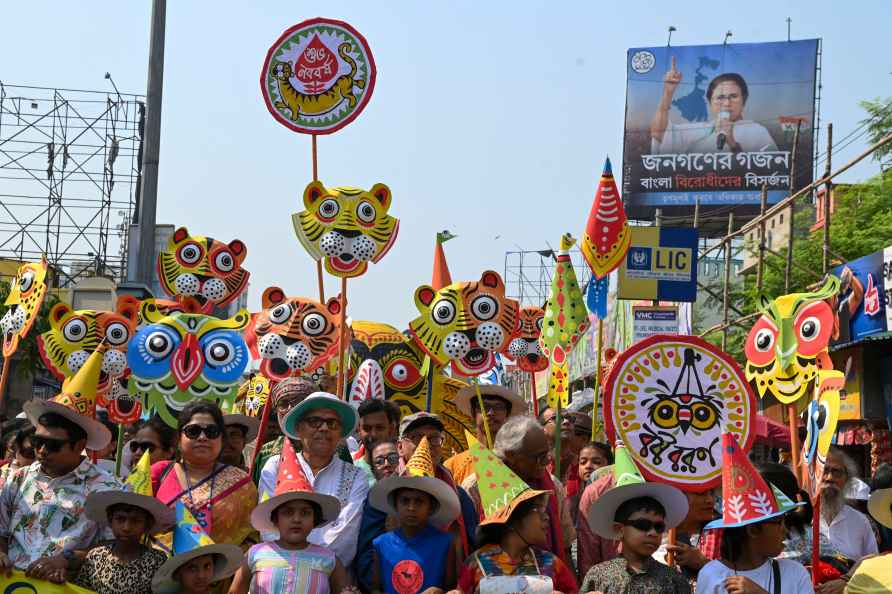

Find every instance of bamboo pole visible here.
[590,319,604,441]
[335,277,348,399]
[311,134,325,303]
[756,184,768,292]
[0,357,11,411]
[721,213,734,351]
[822,123,833,274]
[248,398,273,476]
[784,123,801,293]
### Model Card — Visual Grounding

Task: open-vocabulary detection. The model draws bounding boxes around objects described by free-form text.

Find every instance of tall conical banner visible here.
[581,158,631,281]
[539,234,589,408]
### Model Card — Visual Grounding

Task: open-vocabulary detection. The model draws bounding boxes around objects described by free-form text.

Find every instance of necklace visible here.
[183,461,217,527]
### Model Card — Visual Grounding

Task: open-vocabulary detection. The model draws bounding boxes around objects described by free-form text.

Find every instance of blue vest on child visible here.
[373,525,452,594]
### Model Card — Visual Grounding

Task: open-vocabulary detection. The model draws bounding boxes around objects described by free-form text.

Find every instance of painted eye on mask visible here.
[105,322,130,346]
[62,318,88,342]
[744,316,778,366]
[431,299,456,325]
[471,295,498,321]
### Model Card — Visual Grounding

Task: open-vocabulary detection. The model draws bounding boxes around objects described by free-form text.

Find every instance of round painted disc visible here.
[603,334,756,491]
[260,17,376,135]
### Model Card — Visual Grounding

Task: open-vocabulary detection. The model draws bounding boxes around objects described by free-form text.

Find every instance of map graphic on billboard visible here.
[622,40,819,229]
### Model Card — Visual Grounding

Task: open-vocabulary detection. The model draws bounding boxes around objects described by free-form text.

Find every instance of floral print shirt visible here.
[0,459,122,569]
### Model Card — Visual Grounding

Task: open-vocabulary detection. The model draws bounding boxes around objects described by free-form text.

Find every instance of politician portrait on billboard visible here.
[622,40,819,227]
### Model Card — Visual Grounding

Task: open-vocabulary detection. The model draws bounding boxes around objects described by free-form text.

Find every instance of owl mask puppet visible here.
[744,277,840,405]
[246,286,344,381]
[1,258,48,357]
[408,271,519,377]
[127,300,250,427]
[292,181,399,278]
[157,227,249,313]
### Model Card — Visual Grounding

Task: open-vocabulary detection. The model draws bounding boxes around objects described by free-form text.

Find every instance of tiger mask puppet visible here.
[408,270,519,377]
[293,181,399,278]
[1,258,49,357]
[37,300,139,398]
[503,306,548,373]
[246,287,344,382]
[157,227,249,313]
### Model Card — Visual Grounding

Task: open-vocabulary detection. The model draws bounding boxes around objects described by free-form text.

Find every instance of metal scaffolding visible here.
[0,82,144,286]
[503,246,594,308]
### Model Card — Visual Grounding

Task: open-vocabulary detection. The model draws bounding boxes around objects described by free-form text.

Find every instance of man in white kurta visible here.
[259,392,368,566]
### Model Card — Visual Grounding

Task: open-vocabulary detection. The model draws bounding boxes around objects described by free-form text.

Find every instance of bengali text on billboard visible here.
[622,40,819,224]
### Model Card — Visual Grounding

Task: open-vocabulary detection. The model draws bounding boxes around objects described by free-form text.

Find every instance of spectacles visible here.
[476,400,509,414]
[31,435,72,453]
[404,433,443,447]
[182,424,222,440]
[573,428,590,437]
[540,416,556,426]
[624,518,667,534]
[129,441,157,453]
[373,453,400,467]
[301,416,342,431]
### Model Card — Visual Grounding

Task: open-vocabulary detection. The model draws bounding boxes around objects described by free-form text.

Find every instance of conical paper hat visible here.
[470,441,549,526]
[153,501,243,593]
[126,450,153,496]
[705,433,802,530]
[587,442,689,539]
[368,436,461,528]
[23,342,111,450]
[250,437,341,533]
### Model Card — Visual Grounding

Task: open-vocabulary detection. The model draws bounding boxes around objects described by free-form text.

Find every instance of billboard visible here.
[622,39,818,229]
[830,246,890,346]
[632,305,679,343]
[618,227,699,302]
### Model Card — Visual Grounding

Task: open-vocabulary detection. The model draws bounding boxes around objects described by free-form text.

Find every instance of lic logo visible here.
[628,247,651,270]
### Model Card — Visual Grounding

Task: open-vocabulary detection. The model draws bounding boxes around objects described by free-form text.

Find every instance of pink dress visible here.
[247,541,336,594]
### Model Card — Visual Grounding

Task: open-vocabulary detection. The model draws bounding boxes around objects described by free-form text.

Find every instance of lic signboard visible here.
[618,227,699,302]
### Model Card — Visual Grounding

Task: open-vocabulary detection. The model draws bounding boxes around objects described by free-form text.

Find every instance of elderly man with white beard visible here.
[818,446,878,563]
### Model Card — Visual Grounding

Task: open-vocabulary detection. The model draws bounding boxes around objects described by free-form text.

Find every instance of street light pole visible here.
[136,0,166,287]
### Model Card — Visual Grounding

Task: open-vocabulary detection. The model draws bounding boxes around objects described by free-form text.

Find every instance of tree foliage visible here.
[860,97,892,168]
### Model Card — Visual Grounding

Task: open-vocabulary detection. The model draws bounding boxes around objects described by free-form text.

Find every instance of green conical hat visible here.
[470,442,550,526]
[587,441,690,539]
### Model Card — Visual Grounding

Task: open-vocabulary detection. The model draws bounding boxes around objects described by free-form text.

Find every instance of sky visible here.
[1,1,890,328]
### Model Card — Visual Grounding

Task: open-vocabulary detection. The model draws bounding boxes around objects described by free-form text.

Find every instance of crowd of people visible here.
[0,370,889,594]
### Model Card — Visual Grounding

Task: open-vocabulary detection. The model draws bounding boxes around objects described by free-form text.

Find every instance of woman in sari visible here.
[151,400,257,554]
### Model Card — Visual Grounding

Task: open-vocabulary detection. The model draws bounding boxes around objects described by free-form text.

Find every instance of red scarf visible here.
[530,472,568,565]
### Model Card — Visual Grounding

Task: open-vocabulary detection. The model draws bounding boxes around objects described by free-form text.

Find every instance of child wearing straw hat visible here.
[229,438,351,594]
[152,502,243,594]
[450,442,578,594]
[369,436,462,594]
[695,434,813,594]
[579,441,690,594]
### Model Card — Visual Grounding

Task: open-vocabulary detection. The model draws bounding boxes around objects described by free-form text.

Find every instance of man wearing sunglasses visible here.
[0,351,120,585]
[462,416,576,566]
[258,391,368,567]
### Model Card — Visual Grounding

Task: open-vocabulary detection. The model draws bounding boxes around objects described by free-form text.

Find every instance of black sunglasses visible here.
[623,518,667,534]
[129,441,157,453]
[301,416,342,431]
[182,424,222,440]
[373,453,400,467]
[31,435,72,453]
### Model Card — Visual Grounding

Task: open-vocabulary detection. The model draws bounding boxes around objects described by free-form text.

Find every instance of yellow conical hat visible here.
[406,436,435,477]
[23,341,111,450]
[126,450,153,496]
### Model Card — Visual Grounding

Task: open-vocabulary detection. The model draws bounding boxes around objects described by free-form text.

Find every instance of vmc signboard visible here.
[618,227,699,302]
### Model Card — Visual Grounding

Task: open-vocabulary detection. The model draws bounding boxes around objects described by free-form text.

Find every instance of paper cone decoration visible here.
[613,441,647,487]
[581,158,631,279]
[706,433,800,529]
[464,429,479,448]
[173,500,216,552]
[539,234,590,359]
[744,276,839,405]
[432,231,456,290]
[126,450,153,496]
[406,436,435,478]
[54,342,107,417]
[470,441,548,524]
[276,437,314,495]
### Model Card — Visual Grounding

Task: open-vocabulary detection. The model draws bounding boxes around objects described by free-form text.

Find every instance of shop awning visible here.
[754,414,791,448]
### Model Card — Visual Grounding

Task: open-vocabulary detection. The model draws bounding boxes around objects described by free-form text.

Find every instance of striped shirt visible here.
[247,541,336,594]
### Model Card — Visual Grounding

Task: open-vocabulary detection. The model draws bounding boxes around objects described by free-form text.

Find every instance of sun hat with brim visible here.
[399,411,444,438]
[151,501,243,594]
[369,436,460,528]
[454,383,526,419]
[704,433,804,530]
[867,487,892,530]
[588,442,689,539]
[85,491,174,535]
[282,391,357,439]
[467,441,550,527]
[251,437,341,533]
[24,343,112,451]
[223,413,260,442]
